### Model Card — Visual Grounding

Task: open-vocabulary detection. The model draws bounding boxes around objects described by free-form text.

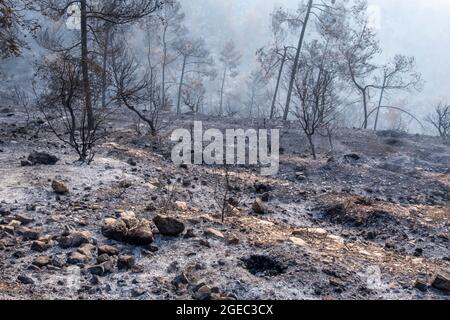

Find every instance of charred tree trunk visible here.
[283,0,313,121]
[176,55,187,115]
[80,0,94,130]
[270,47,287,120]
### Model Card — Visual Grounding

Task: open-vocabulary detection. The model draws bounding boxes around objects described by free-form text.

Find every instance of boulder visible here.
[59,231,92,249]
[28,152,59,165]
[101,218,128,242]
[204,228,224,239]
[67,251,89,265]
[33,256,50,268]
[126,224,154,245]
[52,180,69,194]
[89,260,115,277]
[101,216,153,245]
[153,215,185,236]
[17,275,35,285]
[117,255,135,270]
[97,245,120,256]
[252,198,266,214]
[431,274,450,293]
[20,227,42,241]
[31,240,51,252]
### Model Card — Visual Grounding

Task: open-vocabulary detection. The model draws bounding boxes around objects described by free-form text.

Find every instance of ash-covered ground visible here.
[0,108,449,300]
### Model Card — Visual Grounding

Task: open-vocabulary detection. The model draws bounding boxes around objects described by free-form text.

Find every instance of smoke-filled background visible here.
[180,0,450,122]
[1,0,449,133]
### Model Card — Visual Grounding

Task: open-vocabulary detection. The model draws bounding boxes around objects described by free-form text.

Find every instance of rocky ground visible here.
[0,107,449,300]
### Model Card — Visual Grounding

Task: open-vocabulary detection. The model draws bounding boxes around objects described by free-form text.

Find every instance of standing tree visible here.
[174,37,214,115]
[293,41,338,159]
[337,2,380,129]
[156,0,185,109]
[36,0,163,131]
[218,39,241,116]
[427,104,450,143]
[257,7,290,119]
[0,0,24,58]
[372,55,422,130]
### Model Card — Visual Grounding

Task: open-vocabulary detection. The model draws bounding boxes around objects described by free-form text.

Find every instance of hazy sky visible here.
[180,0,450,119]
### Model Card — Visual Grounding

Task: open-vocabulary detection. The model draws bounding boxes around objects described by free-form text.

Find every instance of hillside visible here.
[0,108,449,300]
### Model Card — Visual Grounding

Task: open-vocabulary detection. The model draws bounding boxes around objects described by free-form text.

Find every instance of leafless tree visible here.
[372,55,422,130]
[111,46,164,136]
[218,39,241,116]
[173,37,214,114]
[282,0,338,121]
[36,0,163,131]
[181,78,206,114]
[36,52,108,163]
[293,42,337,159]
[427,103,450,143]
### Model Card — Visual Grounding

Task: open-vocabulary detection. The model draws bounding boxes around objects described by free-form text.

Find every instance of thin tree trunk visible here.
[101,25,111,109]
[283,0,313,121]
[161,24,168,109]
[307,134,316,160]
[80,0,94,130]
[270,47,287,119]
[362,88,368,129]
[176,55,187,115]
[374,76,387,131]
[219,67,227,116]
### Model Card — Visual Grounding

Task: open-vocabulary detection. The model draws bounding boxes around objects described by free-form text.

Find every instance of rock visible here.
[89,260,115,276]
[290,237,307,246]
[98,245,120,256]
[52,180,69,194]
[8,220,22,228]
[20,160,33,167]
[119,180,132,189]
[226,235,240,245]
[59,231,92,248]
[101,217,154,245]
[194,285,212,300]
[295,172,306,181]
[67,251,89,265]
[33,256,50,268]
[20,227,42,241]
[97,253,112,264]
[131,288,146,297]
[431,274,450,293]
[252,198,266,214]
[126,223,154,245]
[78,244,94,258]
[172,273,189,287]
[414,280,428,292]
[51,255,66,268]
[260,192,271,202]
[204,228,224,239]
[127,158,137,166]
[254,183,272,193]
[18,275,34,285]
[119,211,138,228]
[344,153,361,162]
[28,151,59,165]
[102,218,128,242]
[14,214,33,225]
[292,228,328,239]
[31,240,51,252]
[183,229,196,239]
[153,215,185,236]
[117,255,135,270]
[174,201,188,211]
